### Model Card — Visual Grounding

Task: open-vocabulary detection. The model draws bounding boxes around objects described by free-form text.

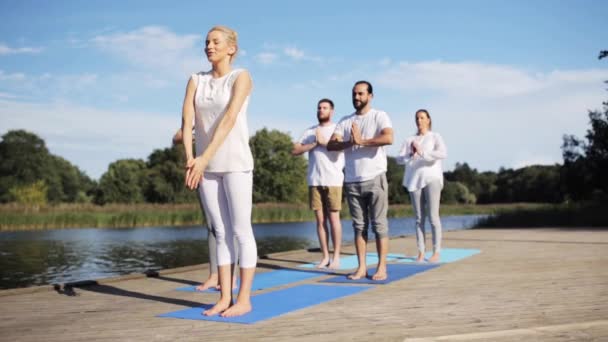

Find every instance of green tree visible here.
[562,52,608,201]
[8,180,48,206]
[250,128,307,203]
[143,145,197,203]
[386,156,408,204]
[562,101,608,201]
[95,159,147,204]
[441,181,476,204]
[0,130,95,203]
[0,130,50,202]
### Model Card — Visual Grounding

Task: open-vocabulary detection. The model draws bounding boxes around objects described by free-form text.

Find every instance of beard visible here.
[353,99,368,111]
[317,113,330,124]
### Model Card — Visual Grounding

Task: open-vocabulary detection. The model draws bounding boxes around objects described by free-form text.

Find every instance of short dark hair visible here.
[318,98,334,109]
[353,80,373,95]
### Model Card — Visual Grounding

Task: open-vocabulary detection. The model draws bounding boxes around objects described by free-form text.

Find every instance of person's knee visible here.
[372,221,389,239]
[354,227,368,239]
[233,227,254,243]
[429,216,441,229]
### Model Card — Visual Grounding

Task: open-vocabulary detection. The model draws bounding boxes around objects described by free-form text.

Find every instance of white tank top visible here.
[193,68,254,172]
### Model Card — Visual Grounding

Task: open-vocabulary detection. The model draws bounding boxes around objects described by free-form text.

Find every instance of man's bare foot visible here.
[220,301,252,317]
[428,252,440,263]
[202,298,231,316]
[347,268,367,280]
[416,252,425,262]
[328,258,340,270]
[371,267,387,281]
[196,275,218,291]
[316,257,330,269]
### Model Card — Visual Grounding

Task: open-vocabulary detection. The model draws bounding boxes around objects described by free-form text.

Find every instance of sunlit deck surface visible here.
[1,228,607,342]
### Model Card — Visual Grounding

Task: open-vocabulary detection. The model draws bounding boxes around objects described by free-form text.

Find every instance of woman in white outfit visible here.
[397,109,447,263]
[181,25,256,318]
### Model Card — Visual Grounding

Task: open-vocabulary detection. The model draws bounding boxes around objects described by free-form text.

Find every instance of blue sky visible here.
[1,0,607,179]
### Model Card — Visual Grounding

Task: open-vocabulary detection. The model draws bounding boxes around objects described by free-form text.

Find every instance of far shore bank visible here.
[0,202,548,231]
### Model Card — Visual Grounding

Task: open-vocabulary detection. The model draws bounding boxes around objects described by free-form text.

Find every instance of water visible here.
[0,215,484,289]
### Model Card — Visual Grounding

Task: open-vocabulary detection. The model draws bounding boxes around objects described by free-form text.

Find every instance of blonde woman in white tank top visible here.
[181,25,256,318]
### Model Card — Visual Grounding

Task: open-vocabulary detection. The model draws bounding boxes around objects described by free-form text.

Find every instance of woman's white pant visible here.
[198,171,257,268]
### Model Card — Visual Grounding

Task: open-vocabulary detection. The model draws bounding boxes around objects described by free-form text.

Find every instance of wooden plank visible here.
[0,228,606,341]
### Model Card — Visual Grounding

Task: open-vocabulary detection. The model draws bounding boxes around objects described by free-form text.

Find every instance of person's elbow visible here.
[383,134,394,146]
[326,141,339,151]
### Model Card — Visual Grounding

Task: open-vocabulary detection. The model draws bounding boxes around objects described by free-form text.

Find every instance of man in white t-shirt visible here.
[327,81,393,281]
[292,98,345,269]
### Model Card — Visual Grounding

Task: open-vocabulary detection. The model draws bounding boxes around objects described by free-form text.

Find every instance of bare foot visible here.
[195,275,218,291]
[371,266,387,281]
[316,257,330,269]
[428,252,440,263]
[347,267,367,280]
[416,252,425,262]
[328,258,340,270]
[202,298,231,316]
[220,301,252,317]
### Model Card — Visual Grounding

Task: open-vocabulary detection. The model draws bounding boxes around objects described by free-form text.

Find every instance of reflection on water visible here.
[0,215,483,289]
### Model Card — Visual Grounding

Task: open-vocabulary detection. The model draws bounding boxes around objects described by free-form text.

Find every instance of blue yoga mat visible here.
[320,263,440,285]
[393,248,481,264]
[159,284,372,324]
[176,269,324,293]
[298,253,406,270]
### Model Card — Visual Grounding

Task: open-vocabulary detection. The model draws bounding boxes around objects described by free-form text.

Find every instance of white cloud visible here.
[0,71,99,99]
[284,47,305,60]
[0,99,177,179]
[283,46,324,64]
[375,60,608,171]
[91,26,206,78]
[0,70,26,81]
[255,52,278,65]
[0,92,17,99]
[0,43,43,55]
[377,60,608,98]
[379,57,392,66]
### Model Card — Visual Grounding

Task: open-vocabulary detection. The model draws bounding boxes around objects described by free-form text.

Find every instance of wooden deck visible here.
[1,228,607,342]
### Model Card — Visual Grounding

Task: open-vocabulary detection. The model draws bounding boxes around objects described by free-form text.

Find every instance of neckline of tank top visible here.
[209,69,238,81]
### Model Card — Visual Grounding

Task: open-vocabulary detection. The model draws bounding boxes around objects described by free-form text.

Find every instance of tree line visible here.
[2,98,606,206]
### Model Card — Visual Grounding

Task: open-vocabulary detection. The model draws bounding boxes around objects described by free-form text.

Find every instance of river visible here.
[0,215,484,289]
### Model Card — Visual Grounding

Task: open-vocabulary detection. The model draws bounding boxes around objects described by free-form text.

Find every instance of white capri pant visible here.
[198,171,257,268]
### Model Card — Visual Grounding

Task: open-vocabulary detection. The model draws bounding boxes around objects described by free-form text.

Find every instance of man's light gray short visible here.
[344,173,389,239]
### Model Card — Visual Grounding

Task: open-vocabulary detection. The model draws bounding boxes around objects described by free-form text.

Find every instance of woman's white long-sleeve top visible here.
[396,131,447,192]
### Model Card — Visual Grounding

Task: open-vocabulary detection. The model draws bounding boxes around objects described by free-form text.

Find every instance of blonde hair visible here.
[208,25,238,63]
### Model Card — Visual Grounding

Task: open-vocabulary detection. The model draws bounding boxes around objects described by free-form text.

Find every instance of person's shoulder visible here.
[326,122,338,129]
[430,131,444,139]
[306,124,319,132]
[232,68,251,77]
[371,108,390,117]
[338,113,356,123]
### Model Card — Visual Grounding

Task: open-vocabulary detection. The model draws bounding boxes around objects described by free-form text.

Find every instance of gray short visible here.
[344,173,389,239]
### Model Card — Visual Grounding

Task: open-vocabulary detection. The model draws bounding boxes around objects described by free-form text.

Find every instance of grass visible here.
[0,202,559,232]
[474,202,608,228]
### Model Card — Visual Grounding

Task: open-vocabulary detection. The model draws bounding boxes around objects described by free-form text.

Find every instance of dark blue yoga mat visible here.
[159,284,372,324]
[320,263,440,285]
[175,269,324,293]
[298,252,406,270]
